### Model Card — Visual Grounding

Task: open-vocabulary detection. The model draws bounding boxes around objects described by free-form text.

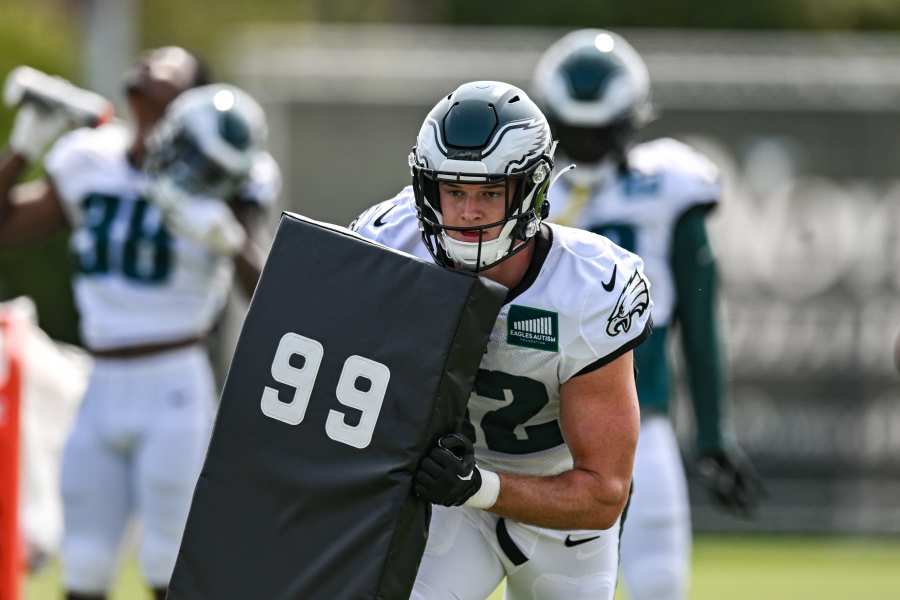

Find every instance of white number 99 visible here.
[260,333,391,449]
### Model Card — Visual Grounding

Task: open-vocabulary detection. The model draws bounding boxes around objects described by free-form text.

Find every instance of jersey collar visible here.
[505,223,552,305]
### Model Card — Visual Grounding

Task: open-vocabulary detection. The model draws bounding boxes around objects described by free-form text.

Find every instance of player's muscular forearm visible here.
[234,238,264,296]
[489,352,640,530]
[490,467,631,530]
[0,155,68,244]
[1,101,72,240]
[230,201,265,297]
[0,152,29,218]
[414,352,641,529]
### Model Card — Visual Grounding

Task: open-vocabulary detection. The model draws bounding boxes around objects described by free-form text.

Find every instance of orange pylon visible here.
[0,312,23,600]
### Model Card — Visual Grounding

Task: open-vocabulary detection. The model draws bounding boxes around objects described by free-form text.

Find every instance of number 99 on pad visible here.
[260,332,391,449]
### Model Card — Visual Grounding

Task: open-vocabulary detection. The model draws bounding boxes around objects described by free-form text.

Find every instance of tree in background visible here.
[444,0,900,30]
[0,0,79,344]
[137,0,900,47]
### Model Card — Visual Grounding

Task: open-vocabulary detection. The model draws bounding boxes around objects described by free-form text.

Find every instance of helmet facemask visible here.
[146,128,243,200]
[409,81,559,272]
[411,153,553,272]
[145,84,266,203]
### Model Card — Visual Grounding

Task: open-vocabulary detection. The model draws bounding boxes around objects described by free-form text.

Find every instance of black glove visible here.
[696,446,766,518]
[414,433,483,506]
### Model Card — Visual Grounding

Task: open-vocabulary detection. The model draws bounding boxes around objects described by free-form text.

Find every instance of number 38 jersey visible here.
[44,123,280,350]
[353,187,652,476]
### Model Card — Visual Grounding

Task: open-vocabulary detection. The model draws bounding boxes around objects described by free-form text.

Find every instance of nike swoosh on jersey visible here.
[602,264,618,292]
[564,534,602,548]
[373,204,397,227]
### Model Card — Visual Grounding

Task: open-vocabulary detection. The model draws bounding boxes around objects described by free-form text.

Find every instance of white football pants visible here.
[411,504,620,600]
[620,416,691,600]
[60,346,215,593]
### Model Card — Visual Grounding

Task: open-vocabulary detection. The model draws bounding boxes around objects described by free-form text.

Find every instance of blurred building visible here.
[228,24,900,535]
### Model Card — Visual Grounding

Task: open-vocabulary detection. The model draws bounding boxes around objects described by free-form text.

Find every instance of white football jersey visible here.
[353,188,652,476]
[44,122,279,350]
[549,138,719,327]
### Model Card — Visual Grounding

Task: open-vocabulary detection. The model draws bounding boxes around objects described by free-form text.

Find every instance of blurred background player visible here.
[0,47,280,600]
[533,29,765,600]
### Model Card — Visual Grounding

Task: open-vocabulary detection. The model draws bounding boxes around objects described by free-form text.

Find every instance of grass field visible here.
[25,535,900,599]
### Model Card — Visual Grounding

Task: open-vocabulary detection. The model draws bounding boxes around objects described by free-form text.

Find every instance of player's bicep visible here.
[0,179,69,244]
[672,205,716,321]
[559,350,639,484]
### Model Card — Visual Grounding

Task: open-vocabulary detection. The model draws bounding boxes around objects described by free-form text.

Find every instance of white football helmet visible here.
[145,83,267,200]
[410,81,556,272]
[532,29,652,164]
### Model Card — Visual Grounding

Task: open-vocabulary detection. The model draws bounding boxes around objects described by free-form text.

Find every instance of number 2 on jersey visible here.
[476,369,564,454]
[77,193,172,283]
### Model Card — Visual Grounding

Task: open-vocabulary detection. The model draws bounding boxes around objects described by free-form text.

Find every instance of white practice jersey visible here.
[549,138,719,327]
[353,187,652,476]
[45,122,279,350]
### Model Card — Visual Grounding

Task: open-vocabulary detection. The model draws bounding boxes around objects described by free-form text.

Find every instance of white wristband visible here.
[464,467,500,510]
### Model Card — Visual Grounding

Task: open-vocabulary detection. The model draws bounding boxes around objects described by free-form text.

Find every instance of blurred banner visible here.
[227,25,900,535]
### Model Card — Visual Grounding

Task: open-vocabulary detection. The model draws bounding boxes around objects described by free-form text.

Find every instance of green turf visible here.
[26,535,900,600]
[25,559,150,600]
[685,536,900,600]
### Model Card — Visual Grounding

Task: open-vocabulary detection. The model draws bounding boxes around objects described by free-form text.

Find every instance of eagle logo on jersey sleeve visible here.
[606,270,650,336]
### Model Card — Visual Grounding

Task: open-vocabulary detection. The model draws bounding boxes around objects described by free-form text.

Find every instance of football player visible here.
[352,80,651,599]
[532,29,765,600]
[0,48,280,600]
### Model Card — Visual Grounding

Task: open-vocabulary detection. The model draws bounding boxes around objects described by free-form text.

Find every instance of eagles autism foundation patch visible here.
[507,305,558,352]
